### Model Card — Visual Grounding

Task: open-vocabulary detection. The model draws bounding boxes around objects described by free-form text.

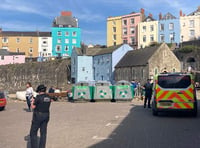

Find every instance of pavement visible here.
[0,96,200,148]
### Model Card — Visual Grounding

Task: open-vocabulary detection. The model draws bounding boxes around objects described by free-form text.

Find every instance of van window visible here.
[158,75,191,88]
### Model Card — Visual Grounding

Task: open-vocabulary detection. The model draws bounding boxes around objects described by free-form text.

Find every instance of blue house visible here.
[52,11,81,57]
[158,13,180,44]
[93,44,133,83]
[71,46,100,83]
[71,44,133,83]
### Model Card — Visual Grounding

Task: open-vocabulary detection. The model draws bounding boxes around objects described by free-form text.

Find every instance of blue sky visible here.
[0,0,199,45]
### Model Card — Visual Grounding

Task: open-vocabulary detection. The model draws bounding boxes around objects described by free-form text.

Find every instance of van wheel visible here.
[191,108,197,117]
[152,109,158,116]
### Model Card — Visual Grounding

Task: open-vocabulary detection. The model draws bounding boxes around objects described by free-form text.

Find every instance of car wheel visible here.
[0,106,5,111]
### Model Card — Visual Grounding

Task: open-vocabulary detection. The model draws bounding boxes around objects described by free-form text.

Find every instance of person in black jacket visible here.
[143,79,153,108]
[30,84,51,148]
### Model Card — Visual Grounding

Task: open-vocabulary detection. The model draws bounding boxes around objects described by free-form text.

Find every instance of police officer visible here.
[143,79,153,108]
[30,84,51,148]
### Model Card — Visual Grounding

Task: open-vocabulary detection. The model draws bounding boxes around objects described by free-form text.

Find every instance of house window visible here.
[160,24,164,31]
[112,21,116,25]
[143,35,146,42]
[123,20,127,25]
[189,30,195,38]
[169,23,174,30]
[172,68,176,72]
[142,26,146,32]
[150,25,154,31]
[113,35,116,40]
[57,31,62,36]
[150,35,154,42]
[123,39,128,44]
[113,27,116,32]
[29,48,33,53]
[189,20,194,28]
[130,27,135,34]
[43,49,47,52]
[130,18,134,24]
[131,37,135,45]
[170,33,174,42]
[123,28,127,35]
[57,39,61,43]
[56,45,61,52]
[113,42,116,46]
[16,38,20,43]
[72,39,77,44]
[1,56,4,60]
[16,48,20,52]
[43,40,47,45]
[65,32,69,36]
[160,34,165,42]
[2,37,8,43]
[29,38,33,43]
[72,31,77,36]
[82,67,85,71]
[65,39,69,44]
[65,46,69,51]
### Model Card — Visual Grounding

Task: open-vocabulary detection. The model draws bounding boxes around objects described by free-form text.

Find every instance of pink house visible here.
[121,8,145,48]
[0,49,25,65]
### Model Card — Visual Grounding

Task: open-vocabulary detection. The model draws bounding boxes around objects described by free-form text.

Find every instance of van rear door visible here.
[156,74,195,109]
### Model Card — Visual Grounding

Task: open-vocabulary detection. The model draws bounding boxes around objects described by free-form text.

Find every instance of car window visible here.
[158,75,191,89]
[0,92,5,98]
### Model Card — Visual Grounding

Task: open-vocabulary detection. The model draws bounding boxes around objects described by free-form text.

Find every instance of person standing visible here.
[30,84,51,148]
[143,79,153,108]
[26,82,34,111]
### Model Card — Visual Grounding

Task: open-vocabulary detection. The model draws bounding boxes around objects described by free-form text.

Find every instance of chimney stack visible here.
[180,10,183,17]
[61,11,72,16]
[159,13,162,20]
[140,8,145,14]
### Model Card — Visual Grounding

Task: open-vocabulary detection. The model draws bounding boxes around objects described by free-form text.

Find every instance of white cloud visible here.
[0,21,51,31]
[0,0,55,18]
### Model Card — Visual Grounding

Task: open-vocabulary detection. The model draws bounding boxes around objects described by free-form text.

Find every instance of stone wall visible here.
[0,59,71,93]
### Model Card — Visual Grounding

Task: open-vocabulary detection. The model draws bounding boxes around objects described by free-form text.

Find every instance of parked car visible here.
[0,92,7,111]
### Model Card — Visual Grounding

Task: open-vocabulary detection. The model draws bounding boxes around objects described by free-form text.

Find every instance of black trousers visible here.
[26,96,31,110]
[144,95,152,108]
[30,112,49,148]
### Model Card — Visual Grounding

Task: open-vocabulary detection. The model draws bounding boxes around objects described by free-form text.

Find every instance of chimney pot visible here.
[61,11,72,16]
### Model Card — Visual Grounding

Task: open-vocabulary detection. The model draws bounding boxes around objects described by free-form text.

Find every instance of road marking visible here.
[106,122,122,127]
[92,136,112,140]
[115,115,125,119]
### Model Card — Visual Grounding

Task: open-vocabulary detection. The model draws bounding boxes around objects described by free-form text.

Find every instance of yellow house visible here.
[0,30,39,58]
[107,16,122,47]
[180,6,200,42]
[138,16,158,48]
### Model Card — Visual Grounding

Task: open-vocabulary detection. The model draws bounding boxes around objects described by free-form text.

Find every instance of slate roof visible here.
[75,45,123,56]
[115,45,160,68]
[53,16,78,27]
[188,6,200,16]
[75,47,102,56]
[0,49,25,55]
[143,16,155,22]
[0,31,51,37]
[161,12,176,20]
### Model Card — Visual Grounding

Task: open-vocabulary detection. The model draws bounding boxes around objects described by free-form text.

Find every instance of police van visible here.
[152,73,197,116]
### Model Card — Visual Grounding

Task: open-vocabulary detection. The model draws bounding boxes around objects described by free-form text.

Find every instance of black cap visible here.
[36,84,47,93]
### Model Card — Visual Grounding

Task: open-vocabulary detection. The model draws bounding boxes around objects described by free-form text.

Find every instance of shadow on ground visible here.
[89,101,200,148]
